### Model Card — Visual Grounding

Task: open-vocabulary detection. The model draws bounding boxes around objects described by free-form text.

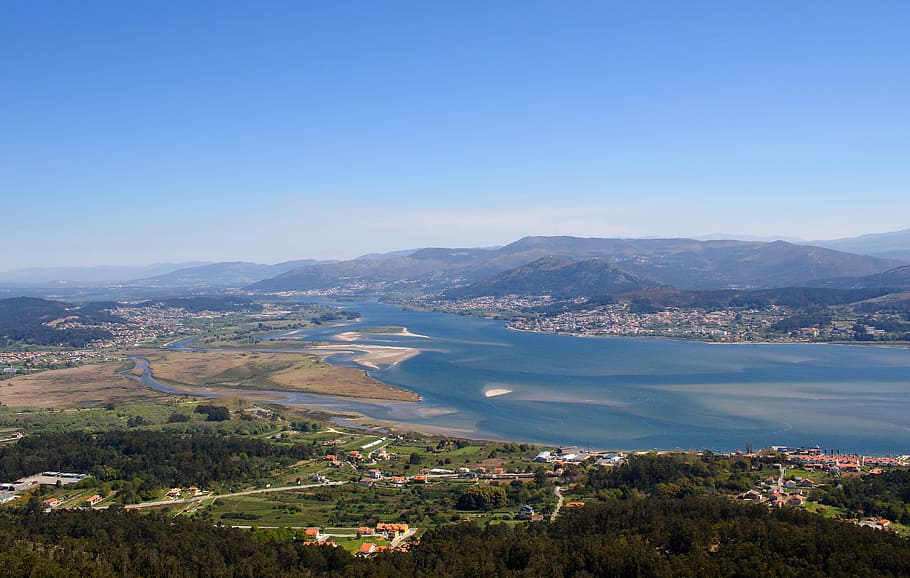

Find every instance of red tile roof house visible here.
[786,495,807,506]
[304,527,321,541]
[358,543,377,556]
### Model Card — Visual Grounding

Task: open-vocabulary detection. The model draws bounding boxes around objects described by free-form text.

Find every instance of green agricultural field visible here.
[804,501,846,518]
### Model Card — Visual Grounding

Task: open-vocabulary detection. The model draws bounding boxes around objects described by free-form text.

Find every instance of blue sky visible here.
[2,1,908,268]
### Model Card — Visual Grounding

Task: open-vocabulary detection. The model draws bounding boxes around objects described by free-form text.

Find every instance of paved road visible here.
[122,481,345,510]
[391,528,417,548]
[551,485,564,522]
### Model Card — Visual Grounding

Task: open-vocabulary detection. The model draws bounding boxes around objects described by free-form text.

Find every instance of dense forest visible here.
[584,452,758,497]
[1,495,909,577]
[818,468,910,525]
[0,431,315,491]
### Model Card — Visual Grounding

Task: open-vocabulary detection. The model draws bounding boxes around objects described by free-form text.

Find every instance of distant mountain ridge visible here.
[252,236,904,293]
[812,228,910,262]
[6,230,909,297]
[130,260,326,288]
[810,264,910,290]
[445,257,659,300]
[0,262,209,285]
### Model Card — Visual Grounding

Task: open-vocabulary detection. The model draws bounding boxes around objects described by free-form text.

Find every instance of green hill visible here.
[0,297,117,347]
[445,257,658,299]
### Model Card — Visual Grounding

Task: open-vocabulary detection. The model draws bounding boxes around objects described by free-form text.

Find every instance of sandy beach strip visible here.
[334,327,429,342]
[399,328,430,338]
[333,332,360,342]
[307,344,420,370]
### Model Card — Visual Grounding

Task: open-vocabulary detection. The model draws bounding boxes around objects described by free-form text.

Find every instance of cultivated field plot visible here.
[0,363,165,409]
[144,351,419,401]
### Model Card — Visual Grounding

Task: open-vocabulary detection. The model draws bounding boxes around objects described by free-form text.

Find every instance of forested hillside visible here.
[0,297,116,347]
[0,430,314,492]
[1,496,908,577]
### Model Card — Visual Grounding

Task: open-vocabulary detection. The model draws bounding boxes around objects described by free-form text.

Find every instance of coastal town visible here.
[417,294,910,343]
[0,302,212,378]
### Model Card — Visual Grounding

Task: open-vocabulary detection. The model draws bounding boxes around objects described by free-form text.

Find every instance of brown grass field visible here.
[0,363,165,409]
[143,351,419,402]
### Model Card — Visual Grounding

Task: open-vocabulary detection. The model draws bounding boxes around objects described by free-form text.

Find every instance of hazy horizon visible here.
[3,228,909,275]
[3,2,909,269]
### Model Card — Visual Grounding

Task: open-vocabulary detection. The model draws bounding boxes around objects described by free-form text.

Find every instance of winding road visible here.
[551,485,564,522]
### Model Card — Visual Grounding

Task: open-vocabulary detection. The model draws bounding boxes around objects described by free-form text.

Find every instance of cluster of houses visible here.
[324,442,394,466]
[738,475,818,508]
[342,447,629,490]
[534,447,626,467]
[786,449,907,473]
[343,455,543,488]
[859,518,893,531]
[165,486,203,499]
[301,523,412,556]
[40,493,104,511]
[359,522,409,539]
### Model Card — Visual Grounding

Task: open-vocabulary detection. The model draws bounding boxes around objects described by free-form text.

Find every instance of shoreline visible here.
[504,324,910,349]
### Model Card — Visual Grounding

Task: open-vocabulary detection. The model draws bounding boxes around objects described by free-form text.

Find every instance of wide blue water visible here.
[272,301,910,453]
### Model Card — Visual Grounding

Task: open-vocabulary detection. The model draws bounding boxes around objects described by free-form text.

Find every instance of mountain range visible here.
[444,257,659,299]
[809,265,910,290]
[811,228,910,262]
[3,229,910,300]
[129,260,327,288]
[253,236,905,294]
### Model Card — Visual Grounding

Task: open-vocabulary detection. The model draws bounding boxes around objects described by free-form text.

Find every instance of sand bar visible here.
[484,388,513,398]
[308,344,420,370]
[334,326,429,342]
